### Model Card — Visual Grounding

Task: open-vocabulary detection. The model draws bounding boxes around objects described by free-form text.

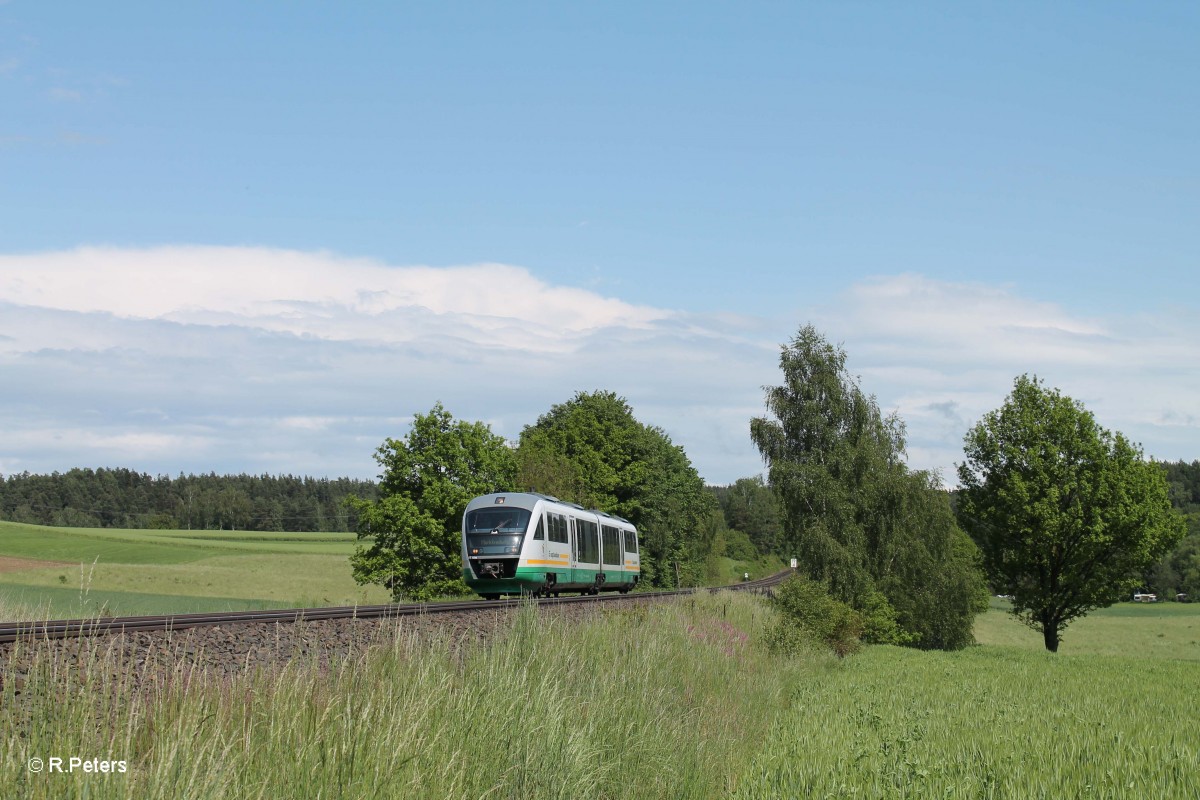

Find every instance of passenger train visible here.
[461,492,640,598]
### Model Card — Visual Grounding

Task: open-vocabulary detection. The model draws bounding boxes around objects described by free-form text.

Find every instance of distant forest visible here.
[1151,460,1200,598]
[0,468,379,532]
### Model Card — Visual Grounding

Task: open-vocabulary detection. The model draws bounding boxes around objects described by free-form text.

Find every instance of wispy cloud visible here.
[1,248,1197,485]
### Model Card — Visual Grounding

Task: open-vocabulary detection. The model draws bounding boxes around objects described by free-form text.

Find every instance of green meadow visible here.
[0,520,389,620]
[975,595,1200,660]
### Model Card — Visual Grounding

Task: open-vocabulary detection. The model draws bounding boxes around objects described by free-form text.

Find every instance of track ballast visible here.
[0,570,792,644]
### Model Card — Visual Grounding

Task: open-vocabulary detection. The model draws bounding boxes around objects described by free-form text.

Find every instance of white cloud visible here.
[1,249,1197,487]
[0,247,779,482]
[811,274,1200,484]
[0,246,668,353]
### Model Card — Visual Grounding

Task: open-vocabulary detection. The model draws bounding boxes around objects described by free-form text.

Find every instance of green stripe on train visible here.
[464,565,637,593]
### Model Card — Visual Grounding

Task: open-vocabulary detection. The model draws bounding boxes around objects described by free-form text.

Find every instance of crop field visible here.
[736,644,1199,798]
[731,601,1200,798]
[0,520,390,620]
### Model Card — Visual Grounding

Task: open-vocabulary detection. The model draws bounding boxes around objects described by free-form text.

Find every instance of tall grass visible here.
[2,592,811,799]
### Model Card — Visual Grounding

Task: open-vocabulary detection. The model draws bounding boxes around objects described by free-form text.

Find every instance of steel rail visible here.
[0,570,792,644]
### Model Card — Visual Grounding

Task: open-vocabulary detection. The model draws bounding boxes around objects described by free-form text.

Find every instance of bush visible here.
[857,589,918,646]
[769,576,865,657]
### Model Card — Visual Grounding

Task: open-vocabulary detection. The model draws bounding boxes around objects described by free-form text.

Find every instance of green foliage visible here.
[1161,532,1200,600]
[768,575,865,657]
[750,325,987,649]
[350,402,516,601]
[710,476,784,556]
[1145,460,1200,600]
[516,390,716,588]
[958,375,1187,652]
[869,471,989,650]
[856,589,916,646]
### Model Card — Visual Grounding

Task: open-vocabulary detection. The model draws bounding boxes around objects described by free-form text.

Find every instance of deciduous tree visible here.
[350,403,516,601]
[516,390,715,588]
[957,375,1186,652]
[751,325,987,649]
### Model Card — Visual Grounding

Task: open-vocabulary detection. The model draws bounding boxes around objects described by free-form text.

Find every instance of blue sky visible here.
[2,2,1197,486]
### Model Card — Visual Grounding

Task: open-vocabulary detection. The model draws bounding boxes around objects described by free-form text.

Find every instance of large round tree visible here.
[957,375,1185,652]
[516,390,714,588]
[349,402,516,601]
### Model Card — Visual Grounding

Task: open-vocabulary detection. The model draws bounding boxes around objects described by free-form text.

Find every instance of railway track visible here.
[0,570,792,644]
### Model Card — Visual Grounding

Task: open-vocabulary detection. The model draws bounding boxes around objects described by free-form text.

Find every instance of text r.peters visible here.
[47,757,127,774]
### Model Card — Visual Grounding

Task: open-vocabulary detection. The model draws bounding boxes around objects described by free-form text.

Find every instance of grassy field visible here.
[3,520,1198,796]
[0,520,389,619]
[729,600,1200,797]
[735,643,1199,798]
[975,596,1200,660]
[3,592,1197,798]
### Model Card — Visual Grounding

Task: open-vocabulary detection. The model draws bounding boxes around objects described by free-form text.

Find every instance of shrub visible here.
[769,576,865,657]
[856,589,918,646]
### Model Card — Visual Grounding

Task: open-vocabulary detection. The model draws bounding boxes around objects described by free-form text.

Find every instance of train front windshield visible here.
[464,508,533,556]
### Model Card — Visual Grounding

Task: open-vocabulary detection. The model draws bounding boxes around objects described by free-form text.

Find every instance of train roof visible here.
[464,492,634,526]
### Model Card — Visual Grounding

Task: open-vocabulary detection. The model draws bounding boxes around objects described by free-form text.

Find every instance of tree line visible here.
[0,468,378,531]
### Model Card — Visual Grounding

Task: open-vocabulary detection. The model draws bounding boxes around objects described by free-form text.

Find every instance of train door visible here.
[528,510,545,562]
[621,527,639,587]
[568,516,578,585]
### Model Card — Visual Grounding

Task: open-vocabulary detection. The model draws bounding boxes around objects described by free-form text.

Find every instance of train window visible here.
[601,525,622,566]
[577,519,598,564]
[532,516,544,540]
[465,507,531,535]
[624,530,638,554]
[547,512,569,544]
[464,508,532,556]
